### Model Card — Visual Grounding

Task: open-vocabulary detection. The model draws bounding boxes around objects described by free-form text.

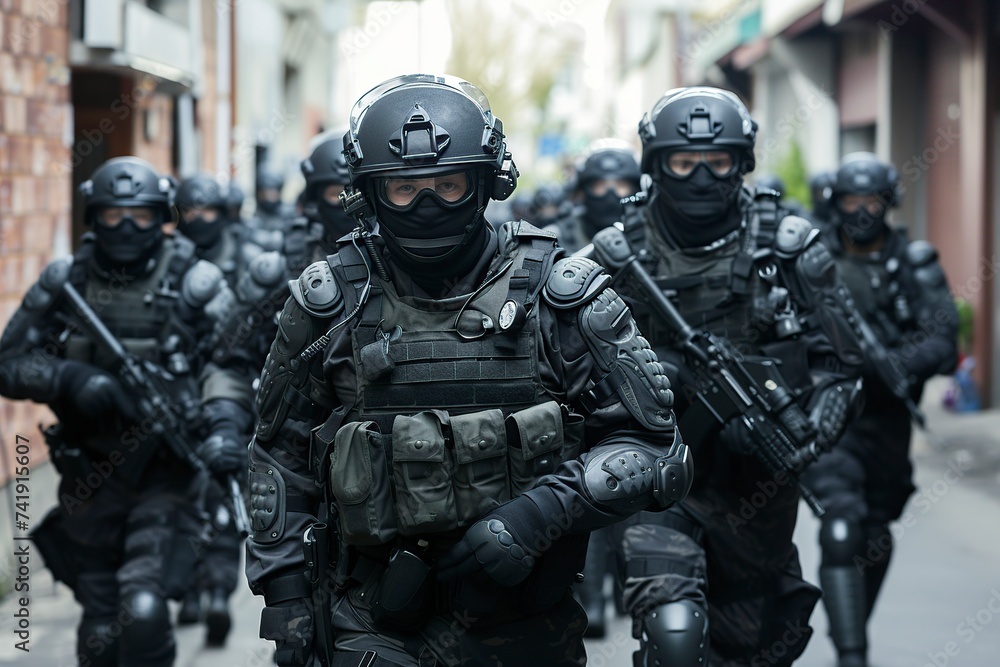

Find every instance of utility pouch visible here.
[329,421,398,545]
[371,549,432,633]
[507,401,566,496]
[29,507,78,590]
[450,409,509,525]
[391,411,455,535]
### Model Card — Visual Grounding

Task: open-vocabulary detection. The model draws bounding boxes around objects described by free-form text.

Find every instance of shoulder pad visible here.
[289,260,343,318]
[286,215,309,231]
[774,215,821,257]
[182,259,226,308]
[541,256,612,310]
[905,239,938,267]
[38,257,73,292]
[249,251,287,289]
[507,220,557,240]
[753,186,781,201]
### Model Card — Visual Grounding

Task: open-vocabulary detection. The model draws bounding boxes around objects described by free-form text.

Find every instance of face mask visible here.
[648,185,742,250]
[838,210,887,245]
[257,199,281,215]
[316,200,357,240]
[180,216,223,249]
[377,189,487,282]
[94,218,163,267]
[581,191,624,238]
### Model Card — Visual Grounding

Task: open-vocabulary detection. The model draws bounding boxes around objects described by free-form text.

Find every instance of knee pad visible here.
[639,600,708,667]
[119,590,175,667]
[819,517,864,567]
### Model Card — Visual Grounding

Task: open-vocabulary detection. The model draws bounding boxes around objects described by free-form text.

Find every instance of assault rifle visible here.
[587,227,826,515]
[843,291,927,429]
[60,282,250,537]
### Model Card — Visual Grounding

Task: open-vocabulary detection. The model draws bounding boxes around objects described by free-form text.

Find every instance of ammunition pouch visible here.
[329,402,584,544]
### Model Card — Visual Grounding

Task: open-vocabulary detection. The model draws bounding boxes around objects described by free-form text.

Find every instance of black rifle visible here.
[60,281,250,537]
[588,227,825,515]
[840,289,927,429]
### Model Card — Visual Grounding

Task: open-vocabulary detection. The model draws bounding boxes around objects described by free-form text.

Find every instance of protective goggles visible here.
[660,150,738,179]
[376,170,474,211]
[95,206,159,229]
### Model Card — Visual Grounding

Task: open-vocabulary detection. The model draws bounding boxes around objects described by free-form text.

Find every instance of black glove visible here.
[260,600,314,666]
[197,434,246,474]
[437,494,546,587]
[57,360,136,420]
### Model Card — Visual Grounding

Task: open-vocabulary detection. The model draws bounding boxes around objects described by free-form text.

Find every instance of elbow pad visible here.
[578,286,676,432]
[583,432,692,512]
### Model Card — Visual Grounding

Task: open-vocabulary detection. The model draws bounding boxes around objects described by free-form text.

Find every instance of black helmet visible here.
[79,156,172,266]
[340,74,518,285]
[176,173,226,213]
[300,129,357,238]
[809,171,835,221]
[638,86,757,174]
[256,165,285,192]
[529,183,571,226]
[343,74,516,201]
[754,173,785,196]
[175,174,227,249]
[831,153,901,208]
[81,156,173,224]
[575,140,641,189]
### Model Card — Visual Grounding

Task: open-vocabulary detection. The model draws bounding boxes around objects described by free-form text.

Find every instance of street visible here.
[2,379,1000,666]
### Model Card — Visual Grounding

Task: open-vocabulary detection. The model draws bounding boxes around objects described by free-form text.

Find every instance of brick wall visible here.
[0,0,73,482]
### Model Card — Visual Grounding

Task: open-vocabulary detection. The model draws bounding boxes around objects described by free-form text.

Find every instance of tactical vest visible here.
[323,224,585,546]
[627,190,786,353]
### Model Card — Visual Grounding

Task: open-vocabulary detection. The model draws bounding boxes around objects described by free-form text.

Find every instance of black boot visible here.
[178,589,202,625]
[205,587,232,646]
[819,566,868,667]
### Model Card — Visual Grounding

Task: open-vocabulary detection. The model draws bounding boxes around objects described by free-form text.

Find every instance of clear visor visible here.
[660,150,737,179]
[95,206,159,229]
[377,170,473,210]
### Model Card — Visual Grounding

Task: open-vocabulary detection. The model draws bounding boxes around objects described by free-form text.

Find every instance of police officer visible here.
[250,164,290,232]
[546,140,642,254]
[527,182,572,229]
[803,153,959,667]
[0,156,245,666]
[175,173,244,285]
[808,171,836,225]
[245,74,693,667]
[593,87,864,666]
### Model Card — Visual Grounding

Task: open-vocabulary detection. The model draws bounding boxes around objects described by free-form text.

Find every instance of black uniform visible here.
[802,153,959,667]
[0,156,239,667]
[246,74,693,667]
[597,87,864,667]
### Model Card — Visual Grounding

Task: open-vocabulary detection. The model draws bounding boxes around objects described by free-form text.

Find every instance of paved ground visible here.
[2,377,999,666]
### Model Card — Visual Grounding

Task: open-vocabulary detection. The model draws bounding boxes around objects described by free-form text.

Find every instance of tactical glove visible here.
[437,494,547,587]
[197,434,246,474]
[260,599,315,666]
[57,360,136,420]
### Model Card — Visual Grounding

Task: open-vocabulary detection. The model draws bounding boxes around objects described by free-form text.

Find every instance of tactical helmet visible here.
[831,152,901,208]
[638,86,757,175]
[342,73,517,203]
[575,139,641,190]
[809,171,835,221]
[256,165,285,192]
[225,180,245,220]
[754,173,785,197]
[531,183,567,211]
[81,156,173,225]
[176,173,226,215]
[302,129,352,199]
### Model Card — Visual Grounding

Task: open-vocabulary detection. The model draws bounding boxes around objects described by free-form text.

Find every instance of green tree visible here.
[774,139,811,210]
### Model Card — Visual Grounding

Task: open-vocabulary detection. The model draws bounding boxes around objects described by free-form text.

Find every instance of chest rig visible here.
[322,224,585,545]
[626,190,793,353]
[833,231,913,345]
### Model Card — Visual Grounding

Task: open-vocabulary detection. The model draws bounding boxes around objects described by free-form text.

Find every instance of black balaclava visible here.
[257,197,280,216]
[374,174,490,291]
[837,206,888,245]
[650,161,743,249]
[93,214,164,269]
[580,190,626,239]
[180,214,224,250]
[316,199,356,241]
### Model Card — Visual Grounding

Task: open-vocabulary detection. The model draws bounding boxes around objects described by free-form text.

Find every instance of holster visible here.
[30,507,79,590]
[370,549,432,633]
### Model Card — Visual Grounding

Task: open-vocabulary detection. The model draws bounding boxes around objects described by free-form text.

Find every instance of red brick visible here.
[0,215,23,254]
[0,136,8,171]
[0,54,21,95]
[43,26,64,59]
[9,135,32,173]
[7,15,26,55]
[18,58,36,98]
[11,176,33,214]
[0,178,12,212]
[21,250,42,282]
